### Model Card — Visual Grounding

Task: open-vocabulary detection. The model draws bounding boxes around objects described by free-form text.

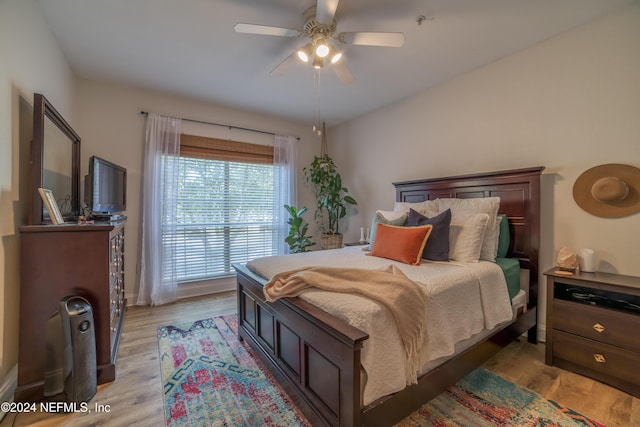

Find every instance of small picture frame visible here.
[38,188,65,225]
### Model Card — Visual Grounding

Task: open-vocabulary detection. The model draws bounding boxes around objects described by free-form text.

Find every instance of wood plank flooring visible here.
[3,291,638,426]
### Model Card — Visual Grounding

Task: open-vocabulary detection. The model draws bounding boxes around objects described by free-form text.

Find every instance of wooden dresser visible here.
[544,268,640,398]
[16,220,126,402]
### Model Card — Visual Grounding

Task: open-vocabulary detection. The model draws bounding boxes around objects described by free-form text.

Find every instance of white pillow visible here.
[393,199,440,217]
[438,197,500,261]
[376,209,408,221]
[448,213,490,262]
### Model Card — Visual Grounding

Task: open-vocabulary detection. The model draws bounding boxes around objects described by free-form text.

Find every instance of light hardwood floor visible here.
[3,292,638,427]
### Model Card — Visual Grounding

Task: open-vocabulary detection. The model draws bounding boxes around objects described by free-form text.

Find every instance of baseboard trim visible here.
[0,364,18,422]
[128,276,237,306]
[177,276,236,300]
[538,323,546,343]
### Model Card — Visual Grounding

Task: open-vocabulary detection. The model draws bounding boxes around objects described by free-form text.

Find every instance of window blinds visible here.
[180,134,274,163]
[163,135,278,282]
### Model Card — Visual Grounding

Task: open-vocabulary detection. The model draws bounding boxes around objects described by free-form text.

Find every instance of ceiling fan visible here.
[233,0,406,84]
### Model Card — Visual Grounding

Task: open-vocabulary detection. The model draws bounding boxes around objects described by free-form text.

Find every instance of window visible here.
[163,135,280,283]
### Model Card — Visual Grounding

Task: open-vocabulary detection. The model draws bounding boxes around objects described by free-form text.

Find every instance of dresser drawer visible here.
[553,330,640,396]
[553,299,640,353]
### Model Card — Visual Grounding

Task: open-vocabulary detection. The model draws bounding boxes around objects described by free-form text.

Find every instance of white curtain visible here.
[137,113,182,306]
[273,135,298,254]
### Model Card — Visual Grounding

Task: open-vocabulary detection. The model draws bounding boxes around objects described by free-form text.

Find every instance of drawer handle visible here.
[592,323,605,333]
[593,353,606,363]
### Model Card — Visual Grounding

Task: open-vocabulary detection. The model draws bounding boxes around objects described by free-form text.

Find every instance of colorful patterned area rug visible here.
[158,315,604,427]
[397,368,604,427]
[158,315,309,426]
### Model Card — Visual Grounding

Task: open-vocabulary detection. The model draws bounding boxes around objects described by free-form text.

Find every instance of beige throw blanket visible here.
[263,265,427,384]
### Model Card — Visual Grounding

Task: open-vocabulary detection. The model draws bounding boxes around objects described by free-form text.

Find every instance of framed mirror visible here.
[30,93,81,225]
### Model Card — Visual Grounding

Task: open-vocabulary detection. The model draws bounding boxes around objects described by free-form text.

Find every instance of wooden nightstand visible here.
[544,268,640,398]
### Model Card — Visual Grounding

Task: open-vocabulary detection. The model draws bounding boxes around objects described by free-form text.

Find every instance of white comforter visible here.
[246,246,513,405]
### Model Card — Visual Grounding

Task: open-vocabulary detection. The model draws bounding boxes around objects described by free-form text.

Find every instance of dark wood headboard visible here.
[393,167,545,316]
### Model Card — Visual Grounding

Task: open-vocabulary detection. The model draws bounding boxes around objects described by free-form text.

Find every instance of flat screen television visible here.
[84,156,127,220]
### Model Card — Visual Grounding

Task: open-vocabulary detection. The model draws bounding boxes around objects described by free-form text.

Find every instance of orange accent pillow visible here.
[369,223,433,265]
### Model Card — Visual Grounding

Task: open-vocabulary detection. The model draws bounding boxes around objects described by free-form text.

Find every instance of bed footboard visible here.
[236,262,536,427]
[235,264,368,427]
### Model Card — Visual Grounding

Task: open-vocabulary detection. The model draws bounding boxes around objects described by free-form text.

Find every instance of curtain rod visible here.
[139,111,300,140]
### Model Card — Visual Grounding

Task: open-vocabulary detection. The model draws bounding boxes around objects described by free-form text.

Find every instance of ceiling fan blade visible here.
[332,60,356,85]
[234,23,300,38]
[315,0,340,25]
[270,51,298,76]
[339,32,405,47]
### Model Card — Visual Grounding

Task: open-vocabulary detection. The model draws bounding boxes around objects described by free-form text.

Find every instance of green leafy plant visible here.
[284,204,315,253]
[303,154,357,235]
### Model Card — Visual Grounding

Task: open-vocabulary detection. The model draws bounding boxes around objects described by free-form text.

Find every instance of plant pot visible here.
[321,233,343,250]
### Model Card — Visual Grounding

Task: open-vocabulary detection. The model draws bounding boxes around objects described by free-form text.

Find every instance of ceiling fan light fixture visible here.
[330,50,343,64]
[315,41,330,58]
[296,43,313,63]
[313,55,324,69]
[297,51,309,62]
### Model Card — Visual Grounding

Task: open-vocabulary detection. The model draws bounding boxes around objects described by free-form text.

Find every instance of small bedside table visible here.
[544,268,640,398]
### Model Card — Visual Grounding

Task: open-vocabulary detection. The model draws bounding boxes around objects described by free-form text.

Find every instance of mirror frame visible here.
[30,93,81,225]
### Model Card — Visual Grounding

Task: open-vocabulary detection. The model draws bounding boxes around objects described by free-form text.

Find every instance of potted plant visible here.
[284,204,315,253]
[304,154,357,249]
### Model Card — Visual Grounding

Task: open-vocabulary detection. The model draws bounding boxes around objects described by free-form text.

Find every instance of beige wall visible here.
[0,0,77,398]
[331,3,640,334]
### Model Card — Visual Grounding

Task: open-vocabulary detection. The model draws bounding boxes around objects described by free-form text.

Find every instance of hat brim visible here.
[573,163,640,218]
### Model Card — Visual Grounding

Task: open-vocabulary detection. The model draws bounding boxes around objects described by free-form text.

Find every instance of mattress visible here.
[246,246,515,405]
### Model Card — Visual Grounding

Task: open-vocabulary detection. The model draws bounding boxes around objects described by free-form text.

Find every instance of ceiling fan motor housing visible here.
[303,6,337,39]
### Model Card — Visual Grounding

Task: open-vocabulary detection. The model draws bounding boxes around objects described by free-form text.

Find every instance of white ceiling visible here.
[37,0,631,126]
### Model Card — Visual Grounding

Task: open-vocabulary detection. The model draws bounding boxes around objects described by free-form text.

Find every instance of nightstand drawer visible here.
[553,299,640,353]
[553,330,640,395]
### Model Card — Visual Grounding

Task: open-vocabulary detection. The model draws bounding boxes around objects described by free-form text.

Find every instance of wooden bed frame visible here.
[234,166,544,426]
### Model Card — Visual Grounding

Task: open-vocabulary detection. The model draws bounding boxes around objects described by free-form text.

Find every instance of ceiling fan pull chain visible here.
[313,69,323,137]
[321,122,328,157]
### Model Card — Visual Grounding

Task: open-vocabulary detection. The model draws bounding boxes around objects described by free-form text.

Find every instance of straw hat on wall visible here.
[573,163,640,218]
